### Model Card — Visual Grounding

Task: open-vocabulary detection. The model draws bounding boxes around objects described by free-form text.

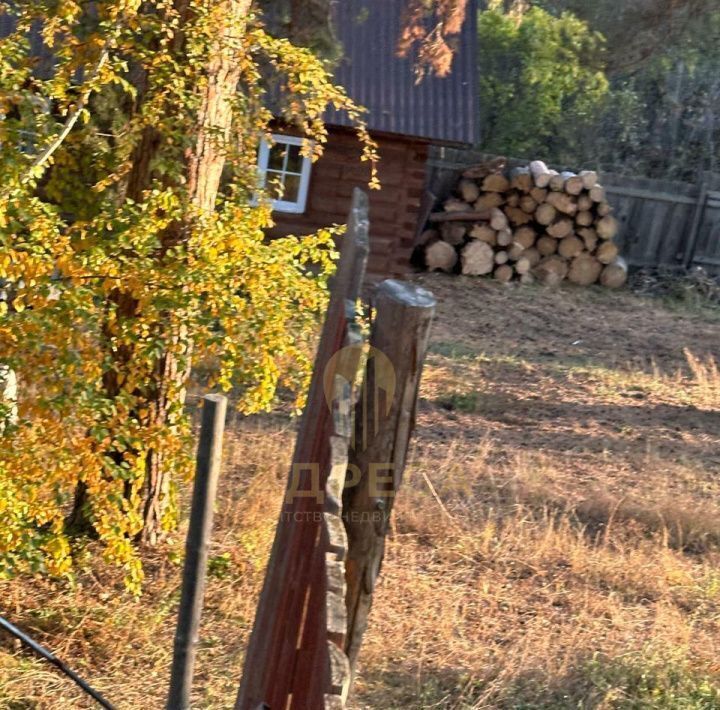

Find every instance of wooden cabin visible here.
[262,0,479,281]
[1,2,479,281]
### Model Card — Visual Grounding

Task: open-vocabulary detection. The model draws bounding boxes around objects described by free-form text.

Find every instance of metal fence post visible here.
[167,394,228,710]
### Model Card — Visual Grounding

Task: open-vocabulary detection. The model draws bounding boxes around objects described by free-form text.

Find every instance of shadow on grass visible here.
[354,651,720,709]
[424,391,720,458]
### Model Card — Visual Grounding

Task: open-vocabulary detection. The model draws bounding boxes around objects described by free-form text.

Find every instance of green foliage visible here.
[479,1,720,180]
[478,4,608,160]
[207,552,233,579]
[583,652,720,709]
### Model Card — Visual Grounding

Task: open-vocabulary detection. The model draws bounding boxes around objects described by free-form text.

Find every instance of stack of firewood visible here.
[418,160,627,288]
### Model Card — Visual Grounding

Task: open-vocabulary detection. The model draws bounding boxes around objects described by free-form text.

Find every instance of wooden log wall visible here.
[269,127,428,281]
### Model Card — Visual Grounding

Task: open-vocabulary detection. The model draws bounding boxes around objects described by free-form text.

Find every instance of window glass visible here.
[264,171,284,199]
[285,144,304,174]
[257,135,312,213]
[282,174,301,202]
[268,144,286,171]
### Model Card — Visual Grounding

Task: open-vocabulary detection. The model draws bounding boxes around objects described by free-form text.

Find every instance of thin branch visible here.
[19,47,110,186]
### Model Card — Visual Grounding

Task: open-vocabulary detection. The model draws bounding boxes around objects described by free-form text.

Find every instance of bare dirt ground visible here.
[416,274,720,511]
[3,274,720,708]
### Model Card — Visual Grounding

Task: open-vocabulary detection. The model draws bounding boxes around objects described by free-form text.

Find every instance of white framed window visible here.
[257,134,313,214]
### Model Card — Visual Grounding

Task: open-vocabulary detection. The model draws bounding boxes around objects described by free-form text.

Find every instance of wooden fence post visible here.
[235,188,369,710]
[167,394,228,710]
[343,279,436,677]
[684,179,708,268]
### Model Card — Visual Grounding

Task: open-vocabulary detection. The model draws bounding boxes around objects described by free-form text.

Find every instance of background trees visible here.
[478,4,608,161]
[478,0,720,181]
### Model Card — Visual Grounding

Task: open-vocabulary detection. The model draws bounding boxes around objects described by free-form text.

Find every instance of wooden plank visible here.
[622,193,649,264]
[693,202,720,264]
[648,201,678,264]
[235,189,369,710]
[428,210,491,223]
[683,183,708,268]
[691,255,720,267]
[665,199,694,262]
[343,280,436,681]
[602,185,697,205]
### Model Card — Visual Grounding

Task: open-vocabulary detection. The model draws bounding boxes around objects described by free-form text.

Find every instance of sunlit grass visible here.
[2,276,720,709]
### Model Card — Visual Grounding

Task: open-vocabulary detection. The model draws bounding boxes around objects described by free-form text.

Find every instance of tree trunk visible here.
[143,0,250,542]
[0,365,17,432]
[75,0,252,543]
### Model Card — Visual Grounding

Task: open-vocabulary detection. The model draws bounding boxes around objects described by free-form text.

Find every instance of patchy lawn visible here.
[3,274,720,708]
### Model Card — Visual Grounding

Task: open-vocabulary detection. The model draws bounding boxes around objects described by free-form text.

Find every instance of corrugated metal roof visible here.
[327,0,479,145]
[1,2,479,144]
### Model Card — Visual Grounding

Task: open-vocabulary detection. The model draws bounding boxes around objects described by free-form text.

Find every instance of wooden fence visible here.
[236,188,371,710]
[426,147,720,273]
[235,188,436,709]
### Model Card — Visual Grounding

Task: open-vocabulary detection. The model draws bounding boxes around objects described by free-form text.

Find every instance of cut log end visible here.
[558,235,584,259]
[600,259,628,289]
[515,256,532,275]
[547,217,574,240]
[490,207,510,232]
[496,229,513,247]
[597,215,619,240]
[533,255,568,286]
[461,241,494,276]
[494,264,514,283]
[596,240,620,265]
[579,170,599,190]
[568,253,602,286]
[425,241,457,273]
[514,225,537,250]
[458,178,480,204]
[440,222,466,246]
[482,174,511,193]
[537,235,558,256]
[469,223,497,246]
[495,250,509,265]
[535,203,557,226]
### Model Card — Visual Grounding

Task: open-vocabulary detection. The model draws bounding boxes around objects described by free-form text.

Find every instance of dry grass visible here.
[0,421,292,709]
[351,441,720,708]
[3,274,720,708]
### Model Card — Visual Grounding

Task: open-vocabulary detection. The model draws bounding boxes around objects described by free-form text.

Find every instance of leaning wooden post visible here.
[167,394,228,710]
[684,179,708,268]
[343,279,436,676]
